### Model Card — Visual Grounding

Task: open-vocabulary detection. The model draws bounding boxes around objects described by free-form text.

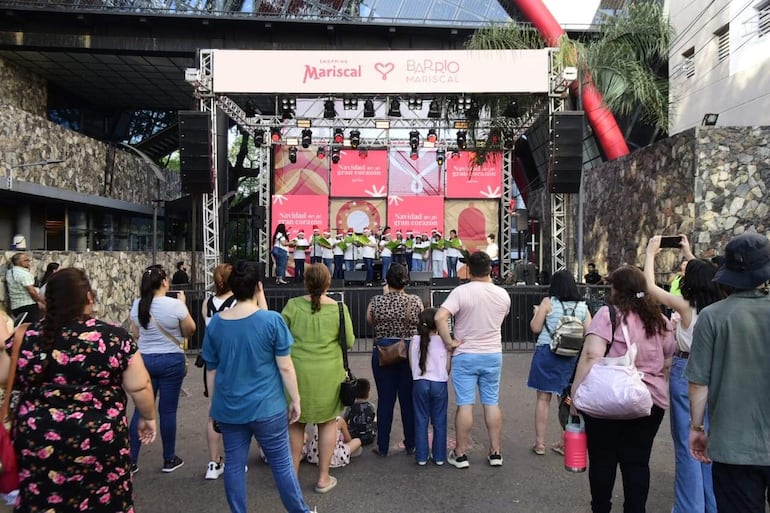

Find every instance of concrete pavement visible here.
[132,353,676,513]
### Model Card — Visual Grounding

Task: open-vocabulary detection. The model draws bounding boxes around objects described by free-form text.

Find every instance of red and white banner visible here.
[330,149,388,198]
[331,199,386,234]
[445,152,503,199]
[271,195,329,237]
[212,49,550,94]
[387,196,444,236]
[388,150,444,197]
[274,147,329,195]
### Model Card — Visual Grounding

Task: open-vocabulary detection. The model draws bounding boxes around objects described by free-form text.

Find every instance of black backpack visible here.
[344,402,377,446]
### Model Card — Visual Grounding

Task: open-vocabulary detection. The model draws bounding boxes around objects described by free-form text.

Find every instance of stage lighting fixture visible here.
[270,127,282,143]
[363,99,375,118]
[427,128,437,143]
[489,130,500,146]
[457,95,472,111]
[349,130,361,149]
[324,99,336,119]
[502,101,519,118]
[317,146,326,159]
[503,129,515,150]
[288,147,298,164]
[359,148,368,159]
[465,102,479,121]
[436,149,446,167]
[280,97,296,120]
[409,130,420,151]
[407,97,423,110]
[331,147,341,164]
[702,113,719,126]
[333,128,344,144]
[254,129,265,146]
[427,100,442,118]
[343,97,358,110]
[301,128,312,148]
[451,149,461,160]
[410,149,419,161]
[388,97,402,117]
[456,130,467,150]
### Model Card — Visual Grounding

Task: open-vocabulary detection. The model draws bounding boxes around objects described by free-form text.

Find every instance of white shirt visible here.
[485,242,499,260]
[409,333,449,382]
[293,237,309,259]
[361,235,377,259]
[440,280,511,354]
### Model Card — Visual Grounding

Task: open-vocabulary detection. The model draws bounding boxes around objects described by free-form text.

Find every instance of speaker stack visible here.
[178,111,213,194]
[550,111,584,193]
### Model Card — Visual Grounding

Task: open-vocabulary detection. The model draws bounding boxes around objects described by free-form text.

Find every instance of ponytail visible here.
[138,266,166,328]
[416,308,438,375]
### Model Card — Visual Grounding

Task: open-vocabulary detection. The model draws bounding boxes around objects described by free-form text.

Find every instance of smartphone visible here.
[660,235,683,249]
[166,291,180,298]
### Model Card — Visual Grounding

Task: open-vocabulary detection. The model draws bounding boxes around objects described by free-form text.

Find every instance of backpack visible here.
[344,402,377,446]
[545,298,586,357]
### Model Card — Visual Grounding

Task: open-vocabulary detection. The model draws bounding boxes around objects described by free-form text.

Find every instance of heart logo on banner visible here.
[374,62,395,80]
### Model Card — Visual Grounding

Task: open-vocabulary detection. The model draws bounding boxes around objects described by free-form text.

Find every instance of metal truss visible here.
[548,49,569,274]
[255,146,271,269]
[501,150,514,280]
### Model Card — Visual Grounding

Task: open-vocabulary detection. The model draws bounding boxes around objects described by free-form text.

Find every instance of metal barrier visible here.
[185,283,612,353]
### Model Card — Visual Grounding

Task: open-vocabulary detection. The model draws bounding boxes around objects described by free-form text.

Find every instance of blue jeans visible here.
[381,256,392,282]
[406,252,413,271]
[670,356,716,513]
[344,259,355,272]
[274,249,288,279]
[333,255,345,279]
[371,342,415,455]
[413,379,448,463]
[323,258,334,276]
[412,258,423,272]
[446,256,458,278]
[364,257,374,283]
[130,352,186,463]
[294,258,305,281]
[219,413,310,513]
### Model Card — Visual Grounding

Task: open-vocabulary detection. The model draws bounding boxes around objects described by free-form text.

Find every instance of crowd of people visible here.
[2,229,770,513]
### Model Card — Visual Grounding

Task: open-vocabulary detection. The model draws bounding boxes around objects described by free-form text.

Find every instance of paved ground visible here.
[132,352,676,513]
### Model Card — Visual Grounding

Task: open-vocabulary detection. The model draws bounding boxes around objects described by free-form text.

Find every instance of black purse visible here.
[338,302,357,407]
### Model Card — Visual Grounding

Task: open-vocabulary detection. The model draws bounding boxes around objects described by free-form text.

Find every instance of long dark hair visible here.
[549,270,581,301]
[138,265,166,329]
[305,264,331,313]
[681,259,725,313]
[40,268,93,368]
[41,262,60,285]
[273,223,287,243]
[608,265,668,337]
[417,308,438,375]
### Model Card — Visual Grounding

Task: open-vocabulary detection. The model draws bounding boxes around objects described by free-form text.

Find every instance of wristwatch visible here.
[690,424,705,432]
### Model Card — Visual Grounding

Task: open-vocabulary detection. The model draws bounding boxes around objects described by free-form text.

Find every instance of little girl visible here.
[409,307,450,466]
[305,416,362,468]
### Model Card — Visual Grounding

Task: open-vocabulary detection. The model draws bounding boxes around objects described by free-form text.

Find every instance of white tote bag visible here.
[573,323,653,420]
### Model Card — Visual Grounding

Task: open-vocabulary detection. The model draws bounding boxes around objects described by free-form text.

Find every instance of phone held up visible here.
[660,235,683,249]
[166,291,180,298]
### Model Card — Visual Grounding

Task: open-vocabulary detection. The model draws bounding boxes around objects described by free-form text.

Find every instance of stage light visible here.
[288,147,297,164]
[466,101,479,121]
[296,119,312,128]
[324,99,336,119]
[363,99,375,118]
[489,130,500,146]
[410,149,419,161]
[349,130,361,149]
[333,128,344,144]
[270,127,282,143]
[280,97,296,120]
[503,129,515,150]
[301,128,312,148]
[409,130,420,151]
[451,149,461,160]
[388,97,401,117]
[436,149,446,167]
[359,148,368,159]
[427,100,442,118]
[427,128,437,143]
[456,130,467,150]
[343,97,358,110]
[407,97,423,110]
[331,147,341,164]
[254,129,265,146]
[457,95,472,111]
[502,101,519,118]
[317,146,326,159]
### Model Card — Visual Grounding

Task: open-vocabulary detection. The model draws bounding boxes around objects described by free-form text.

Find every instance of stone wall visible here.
[1,251,200,326]
[0,58,47,116]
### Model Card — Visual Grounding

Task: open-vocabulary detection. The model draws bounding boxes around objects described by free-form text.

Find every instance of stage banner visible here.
[330,149,388,198]
[444,199,499,256]
[445,152,503,199]
[388,149,444,197]
[330,198,386,234]
[387,196,444,236]
[274,147,329,195]
[271,195,329,238]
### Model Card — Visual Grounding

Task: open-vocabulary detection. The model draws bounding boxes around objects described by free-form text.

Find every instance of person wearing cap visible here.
[404,231,415,271]
[292,230,310,281]
[686,232,770,512]
[361,228,377,286]
[413,234,431,272]
[431,231,445,278]
[5,252,44,323]
[320,230,335,276]
[379,230,393,284]
[392,230,406,267]
[445,229,464,279]
[310,226,323,264]
[343,228,356,274]
[332,232,345,280]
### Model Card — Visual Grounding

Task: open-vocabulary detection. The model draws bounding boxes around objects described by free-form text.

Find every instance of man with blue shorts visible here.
[436,251,511,468]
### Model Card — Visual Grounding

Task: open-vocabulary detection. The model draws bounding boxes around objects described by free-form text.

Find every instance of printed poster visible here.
[330,149,388,198]
[445,151,503,199]
[386,196,444,236]
[330,198,386,234]
[271,195,329,238]
[274,147,329,195]
[388,149,444,196]
[444,199,499,255]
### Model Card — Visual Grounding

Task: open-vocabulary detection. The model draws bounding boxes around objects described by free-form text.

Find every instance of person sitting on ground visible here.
[344,378,377,446]
[305,416,363,469]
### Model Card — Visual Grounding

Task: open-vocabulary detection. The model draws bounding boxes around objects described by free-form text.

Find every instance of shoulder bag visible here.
[152,316,188,351]
[0,323,27,493]
[376,296,412,367]
[338,302,357,407]
[572,318,653,420]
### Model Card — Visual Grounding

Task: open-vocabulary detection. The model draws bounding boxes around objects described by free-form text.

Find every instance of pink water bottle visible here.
[564,414,587,473]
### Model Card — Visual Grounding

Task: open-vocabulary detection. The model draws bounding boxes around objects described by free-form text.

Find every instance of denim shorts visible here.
[451,352,503,406]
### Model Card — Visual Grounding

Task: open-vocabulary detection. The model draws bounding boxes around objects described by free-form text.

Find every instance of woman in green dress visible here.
[282,263,354,494]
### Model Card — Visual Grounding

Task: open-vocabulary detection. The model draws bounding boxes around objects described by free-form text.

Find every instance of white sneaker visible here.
[205,460,224,480]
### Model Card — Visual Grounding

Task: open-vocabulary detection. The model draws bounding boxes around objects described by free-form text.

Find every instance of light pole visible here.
[5,158,64,190]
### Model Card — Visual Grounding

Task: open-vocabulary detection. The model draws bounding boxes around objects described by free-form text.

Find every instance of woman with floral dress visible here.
[3,267,156,512]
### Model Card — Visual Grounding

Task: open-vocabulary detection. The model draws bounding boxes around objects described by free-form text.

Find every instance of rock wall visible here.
[0,58,47,116]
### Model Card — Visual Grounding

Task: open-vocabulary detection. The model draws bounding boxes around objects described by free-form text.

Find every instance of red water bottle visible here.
[564,414,587,473]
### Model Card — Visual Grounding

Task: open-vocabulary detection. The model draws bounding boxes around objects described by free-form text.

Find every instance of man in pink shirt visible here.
[435,251,511,469]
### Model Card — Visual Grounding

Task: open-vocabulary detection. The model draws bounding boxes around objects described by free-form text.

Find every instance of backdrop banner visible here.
[274,147,329,195]
[330,149,389,198]
[387,196,444,236]
[444,199,499,256]
[388,149,444,197]
[330,198,386,234]
[271,195,329,239]
[445,152,503,199]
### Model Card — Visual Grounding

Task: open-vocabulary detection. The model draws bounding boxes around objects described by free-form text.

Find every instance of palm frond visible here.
[466,23,545,51]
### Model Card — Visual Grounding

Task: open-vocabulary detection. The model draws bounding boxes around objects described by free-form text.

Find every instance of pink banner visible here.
[388,149,444,197]
[445,152,503,198]
[331,199,386,234]
[387,196,444,236]
[271,195,329,238]
[274,147,329,195]
[330,149,388,198]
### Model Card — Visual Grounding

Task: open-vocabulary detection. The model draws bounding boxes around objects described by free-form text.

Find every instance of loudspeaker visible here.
[410,271,432,284]
[550,111,584,193]
[179,111,213,194]
[515,209,529,231]
[344,270,367,285]
[431,277,460,287]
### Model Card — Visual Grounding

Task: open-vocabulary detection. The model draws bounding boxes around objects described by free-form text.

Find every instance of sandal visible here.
[314,476,337,494]
[551,444,565,456]
[531,444,546,456]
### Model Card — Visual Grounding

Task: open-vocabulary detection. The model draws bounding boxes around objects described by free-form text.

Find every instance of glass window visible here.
[45,206,66,251]
[68,209,89,251]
